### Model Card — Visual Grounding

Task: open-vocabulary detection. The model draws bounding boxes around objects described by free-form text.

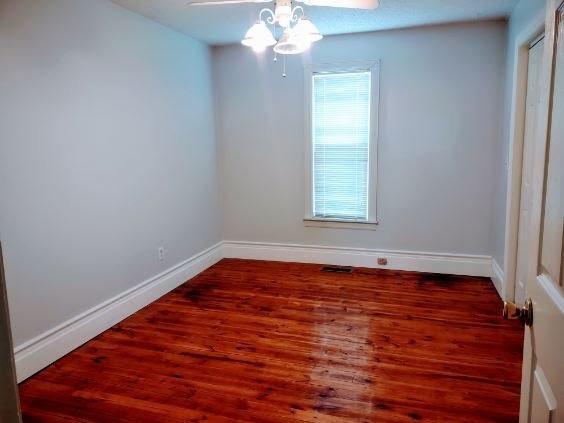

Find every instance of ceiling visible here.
[111,0,518,46]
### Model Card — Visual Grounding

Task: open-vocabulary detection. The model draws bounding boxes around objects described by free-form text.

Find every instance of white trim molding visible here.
[303,217,378,230]
[222,241,492,277]
[491,258,505,300]
[502,10,546,303]
[14,242,223,383]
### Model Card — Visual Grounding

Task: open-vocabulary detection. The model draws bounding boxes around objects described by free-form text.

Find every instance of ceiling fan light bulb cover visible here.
[293,17,322,42]
[241,21,276,49]
[273,28,311,55]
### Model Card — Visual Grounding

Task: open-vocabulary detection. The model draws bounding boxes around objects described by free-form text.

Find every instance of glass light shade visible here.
[293,18,323,42]
[241,21,276,52]
[273,28,311,55]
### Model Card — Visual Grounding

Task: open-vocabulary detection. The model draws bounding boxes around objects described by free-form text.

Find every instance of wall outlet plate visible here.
[158,246,165,261]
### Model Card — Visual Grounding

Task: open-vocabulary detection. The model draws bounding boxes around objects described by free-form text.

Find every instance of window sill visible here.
[303,218,379,230]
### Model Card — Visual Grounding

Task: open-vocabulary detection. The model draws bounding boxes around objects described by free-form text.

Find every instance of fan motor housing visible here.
[274,0,293,28]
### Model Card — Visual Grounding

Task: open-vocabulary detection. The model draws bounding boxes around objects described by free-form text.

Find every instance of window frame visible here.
[303,60,380,230]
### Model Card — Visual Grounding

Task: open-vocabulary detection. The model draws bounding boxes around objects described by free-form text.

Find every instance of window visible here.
[304,62,379,229]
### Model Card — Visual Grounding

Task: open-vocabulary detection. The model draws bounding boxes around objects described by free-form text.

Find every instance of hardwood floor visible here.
[19,259,524,422]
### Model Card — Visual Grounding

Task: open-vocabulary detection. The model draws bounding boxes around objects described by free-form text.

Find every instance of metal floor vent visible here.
[321,265,353,274]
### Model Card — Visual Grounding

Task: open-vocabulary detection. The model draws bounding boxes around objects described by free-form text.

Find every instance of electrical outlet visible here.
[377,257,388,266]
[158,246,165,261]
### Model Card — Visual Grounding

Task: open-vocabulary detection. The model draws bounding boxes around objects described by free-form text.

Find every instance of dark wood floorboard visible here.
[19,259,524,422]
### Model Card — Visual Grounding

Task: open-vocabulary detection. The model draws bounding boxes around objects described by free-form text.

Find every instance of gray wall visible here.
[214,21,507,255]
[0,0,221,347]
[491,0,547,268]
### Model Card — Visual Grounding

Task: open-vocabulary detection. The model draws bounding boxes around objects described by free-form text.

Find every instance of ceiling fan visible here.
[189,0,380,58]
[189,0,378,9]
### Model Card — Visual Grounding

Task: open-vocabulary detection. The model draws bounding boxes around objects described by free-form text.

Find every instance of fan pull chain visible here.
[282,55,287,78]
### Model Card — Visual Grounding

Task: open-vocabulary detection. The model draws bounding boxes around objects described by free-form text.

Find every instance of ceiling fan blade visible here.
[297,0,379,9]
[189,0,270,5]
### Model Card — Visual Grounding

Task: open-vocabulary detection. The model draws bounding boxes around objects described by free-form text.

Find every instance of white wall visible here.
[491,0,547,269]
[0,0,221,348]
[214,21,507,256]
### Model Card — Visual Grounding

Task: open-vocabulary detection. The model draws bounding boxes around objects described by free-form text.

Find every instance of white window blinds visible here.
[311,71,371,220]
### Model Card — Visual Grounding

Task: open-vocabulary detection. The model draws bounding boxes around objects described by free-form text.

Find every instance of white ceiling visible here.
[111,0,517,46]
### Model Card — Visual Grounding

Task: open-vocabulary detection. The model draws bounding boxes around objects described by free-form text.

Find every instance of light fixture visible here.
[293,17,322,42]
[240,0,323,74]
[273,28,311,55]
[274,4,292,28]
[242,21,277,52]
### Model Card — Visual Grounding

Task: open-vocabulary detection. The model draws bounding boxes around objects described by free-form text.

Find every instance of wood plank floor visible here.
[19,259,524,423]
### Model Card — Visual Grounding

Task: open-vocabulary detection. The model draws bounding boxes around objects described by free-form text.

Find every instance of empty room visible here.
[1,0,563,421]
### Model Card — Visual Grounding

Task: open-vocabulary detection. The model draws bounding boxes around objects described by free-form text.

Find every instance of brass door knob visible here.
[503,298,533,326]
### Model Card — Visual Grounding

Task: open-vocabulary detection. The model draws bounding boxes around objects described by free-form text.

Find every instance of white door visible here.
[519,1,564,422]
[515,36,545,306]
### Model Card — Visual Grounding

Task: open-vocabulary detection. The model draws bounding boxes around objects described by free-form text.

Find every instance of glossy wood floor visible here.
[19,259,524,423]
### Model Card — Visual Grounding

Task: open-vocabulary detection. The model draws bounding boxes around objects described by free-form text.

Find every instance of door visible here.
[0,243,21,422]
[519,1,564,422]
[515,36,545,306]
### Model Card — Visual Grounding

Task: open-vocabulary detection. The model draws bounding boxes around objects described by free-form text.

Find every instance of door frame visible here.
[502,10,546,302]
[0,243,22,422]
[519,0,564,420]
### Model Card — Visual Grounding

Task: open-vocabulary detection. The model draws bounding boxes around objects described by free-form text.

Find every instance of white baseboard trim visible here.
[14,240,495,382]
[491,258,505,300]
[14,242,223,383]
[222,241,493,277]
